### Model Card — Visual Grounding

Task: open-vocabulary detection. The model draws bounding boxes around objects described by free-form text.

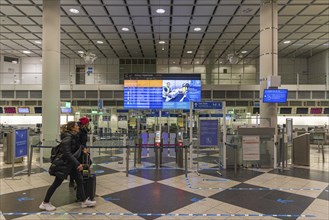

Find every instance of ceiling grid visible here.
[0,0,328,63]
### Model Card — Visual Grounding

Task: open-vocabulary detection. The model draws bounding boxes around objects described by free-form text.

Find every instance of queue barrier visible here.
[28,144,190,178]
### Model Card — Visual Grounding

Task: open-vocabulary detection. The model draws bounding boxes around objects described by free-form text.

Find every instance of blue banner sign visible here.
[193,101,222,110]
[200,120,218,146]
[15,129,28,158]
[98,99,103,109]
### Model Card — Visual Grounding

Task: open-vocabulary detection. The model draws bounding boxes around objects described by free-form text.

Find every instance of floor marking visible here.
[0,212,317,218]
[185,176,322,191]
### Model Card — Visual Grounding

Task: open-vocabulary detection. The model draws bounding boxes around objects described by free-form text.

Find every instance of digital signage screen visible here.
[310,107,322,114]
[60,107,72,114]
[296,107,308,114]
[124,74,201,109]
[324,108,329,115]
[280,107,292,114]
[0,107,3,114]
[18,107,30,114]
[34,107,42,114]
[263,89,288,103]
[4,107,16,113]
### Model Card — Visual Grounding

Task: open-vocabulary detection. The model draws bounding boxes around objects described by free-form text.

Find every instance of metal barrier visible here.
[28,144,190,178]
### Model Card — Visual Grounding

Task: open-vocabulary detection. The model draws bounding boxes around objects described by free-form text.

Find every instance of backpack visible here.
[50,143,62,163]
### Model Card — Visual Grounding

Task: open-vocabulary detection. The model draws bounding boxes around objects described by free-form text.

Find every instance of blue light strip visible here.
[0,212,316,218]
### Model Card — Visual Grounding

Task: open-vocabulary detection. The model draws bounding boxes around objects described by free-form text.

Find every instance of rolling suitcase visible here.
[77,153,96,201]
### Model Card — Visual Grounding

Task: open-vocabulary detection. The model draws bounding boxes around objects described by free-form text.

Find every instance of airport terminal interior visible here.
[0,0,329,219]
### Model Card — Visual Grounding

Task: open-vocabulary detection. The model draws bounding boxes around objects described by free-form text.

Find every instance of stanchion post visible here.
[28,144,33,176]
[126,147,130,177]
[184,145,188,177]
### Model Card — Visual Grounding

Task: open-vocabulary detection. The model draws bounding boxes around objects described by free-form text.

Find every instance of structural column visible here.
[259,0,278,128]
[42,0,61,143]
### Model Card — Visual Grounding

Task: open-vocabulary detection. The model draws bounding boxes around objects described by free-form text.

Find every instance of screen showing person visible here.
[18,107,30,113]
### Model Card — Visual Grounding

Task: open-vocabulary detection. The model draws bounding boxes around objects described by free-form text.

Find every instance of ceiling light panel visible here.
[215,5,238,16]
[0,6,24,15]
[98,25,116,32]
[71,17,93,25]
[128,6,149,16]
[150,6,170,15]
[16,6,42,16]
[84,6,107,16]
[106,6,128,16]
[280,6,306,15]
[91,17,112,25]
[194,5,216,16]
[173,6,193,16]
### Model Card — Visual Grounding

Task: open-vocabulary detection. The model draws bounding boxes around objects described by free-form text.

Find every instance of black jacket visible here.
[78,126,89,147]
[61,131,81,168]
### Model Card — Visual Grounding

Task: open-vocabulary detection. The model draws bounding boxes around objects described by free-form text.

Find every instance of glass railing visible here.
[0,71,327,86]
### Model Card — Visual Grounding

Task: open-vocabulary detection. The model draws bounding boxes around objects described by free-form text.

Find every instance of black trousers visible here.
[44,167,86,203]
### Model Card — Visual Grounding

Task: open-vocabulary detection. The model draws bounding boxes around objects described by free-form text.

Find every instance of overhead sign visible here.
[193,101,222,110]
[98,99,103,109]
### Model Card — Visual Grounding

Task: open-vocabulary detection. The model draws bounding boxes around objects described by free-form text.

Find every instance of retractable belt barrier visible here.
[29,144,190,177]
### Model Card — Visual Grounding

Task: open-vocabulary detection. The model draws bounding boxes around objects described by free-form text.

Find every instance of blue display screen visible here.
[263,89,288,103]
[124,74,201,109]
[61,107,72,114]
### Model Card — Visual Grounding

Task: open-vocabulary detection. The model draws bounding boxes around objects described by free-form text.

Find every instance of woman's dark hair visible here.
[61,121,77,133]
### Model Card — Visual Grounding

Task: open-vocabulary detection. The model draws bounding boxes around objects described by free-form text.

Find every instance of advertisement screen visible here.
[4,107,16,113]
[61,107,72,114]
[263,89,288,103]
[34,107,42,114]
[310,108,322,114]
[18,107,30,113]
[124,74,201,109]
[296,107,308,114]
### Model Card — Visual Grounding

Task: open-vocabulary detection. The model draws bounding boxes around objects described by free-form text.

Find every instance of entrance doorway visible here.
[76,65,85,84]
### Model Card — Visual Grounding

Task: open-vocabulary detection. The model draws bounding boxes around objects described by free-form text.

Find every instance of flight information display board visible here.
[124,74,201,109]
[263,89,288,103]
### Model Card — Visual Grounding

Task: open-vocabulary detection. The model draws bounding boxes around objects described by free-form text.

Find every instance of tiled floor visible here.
[0,145,328,220]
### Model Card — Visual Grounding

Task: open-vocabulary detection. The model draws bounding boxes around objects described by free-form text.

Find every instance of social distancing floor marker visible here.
[185,176,322,191]
[0,212,317,218]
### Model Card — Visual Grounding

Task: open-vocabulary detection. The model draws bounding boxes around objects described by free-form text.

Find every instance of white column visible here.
[260,0,278,128]
[41,0,61,143]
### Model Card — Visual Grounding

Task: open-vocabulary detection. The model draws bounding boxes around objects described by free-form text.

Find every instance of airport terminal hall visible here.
[1,0,329,219]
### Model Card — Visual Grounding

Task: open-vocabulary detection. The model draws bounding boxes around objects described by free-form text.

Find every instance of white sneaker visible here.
[39,202,56,211]
[81,198,96,208]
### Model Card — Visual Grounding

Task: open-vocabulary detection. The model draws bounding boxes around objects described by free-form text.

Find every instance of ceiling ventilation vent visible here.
[4,56,19,64]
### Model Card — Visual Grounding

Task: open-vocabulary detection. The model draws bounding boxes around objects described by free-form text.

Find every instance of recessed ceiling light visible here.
[173,61,176,64]
[34,40,42,44]
[195,61,199,64]
[121,27,129,31]
[156,8,165,14]
[283,40,291,44]
[12,61,17,64]
[241,51,248,54]
[97,40,104,44]
[187,51,193,54]
[194,27,201,32]
[323,43,329,46]
[22,50,31,54]
[78,51,84,54]
[159,41,165,44]
[69,8,79,14]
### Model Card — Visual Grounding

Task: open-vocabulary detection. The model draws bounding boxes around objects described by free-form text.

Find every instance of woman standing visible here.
[39,121,96,211]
